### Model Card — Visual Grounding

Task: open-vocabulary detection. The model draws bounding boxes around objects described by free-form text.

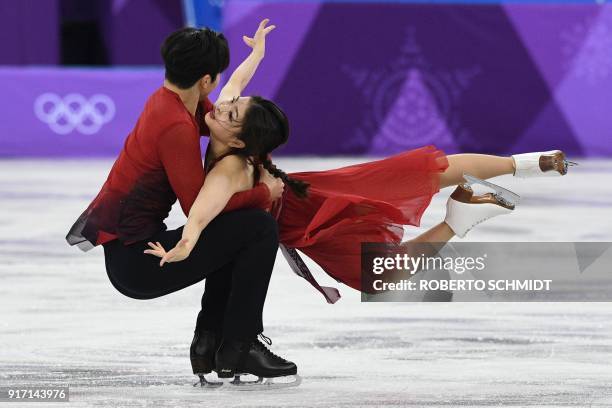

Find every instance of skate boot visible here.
[190,329,223,388]
[444,173,519,238]
[512,150,577,178]
[215,334,301,389]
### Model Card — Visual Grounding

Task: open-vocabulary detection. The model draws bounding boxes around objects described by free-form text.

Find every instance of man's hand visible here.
[260,165,284,201]
[242,19,276,57]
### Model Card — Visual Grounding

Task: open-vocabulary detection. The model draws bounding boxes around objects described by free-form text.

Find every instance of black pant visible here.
[103,208,279,340]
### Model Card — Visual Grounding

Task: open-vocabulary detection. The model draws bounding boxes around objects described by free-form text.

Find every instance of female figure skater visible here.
[145,63,575,384]
[147,101,573,290]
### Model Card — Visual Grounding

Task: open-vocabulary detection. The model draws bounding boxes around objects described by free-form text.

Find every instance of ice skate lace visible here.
[254,334,285,362]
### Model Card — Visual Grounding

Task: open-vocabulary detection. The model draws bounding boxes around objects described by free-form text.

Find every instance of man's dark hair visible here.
[161,27,230,89]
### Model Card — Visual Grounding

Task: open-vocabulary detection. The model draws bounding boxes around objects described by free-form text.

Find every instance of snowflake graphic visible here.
[342,27,480,154]
[561,16,612,85]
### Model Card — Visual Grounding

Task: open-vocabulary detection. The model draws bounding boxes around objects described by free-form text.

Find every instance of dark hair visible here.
[233,96,310,199]
[161,27,229,89]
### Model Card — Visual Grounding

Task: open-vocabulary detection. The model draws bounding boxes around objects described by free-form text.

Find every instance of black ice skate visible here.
[215,334,301,389]
[190,330,223,388]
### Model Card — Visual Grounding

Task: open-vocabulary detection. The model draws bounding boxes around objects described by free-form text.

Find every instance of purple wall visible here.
[223,2,612,157]
[99,0,184,65]
[0,67,163,157]
[0,0,60,65]
[0,0,184,66]
[0,4,611,157]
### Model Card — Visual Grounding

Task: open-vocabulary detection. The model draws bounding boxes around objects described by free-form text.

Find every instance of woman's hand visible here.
[242,19,276,57]
[144,239,192,266]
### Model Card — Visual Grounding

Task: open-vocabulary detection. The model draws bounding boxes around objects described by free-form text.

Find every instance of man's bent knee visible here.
[244,209,279,242]
[214,208,279,242]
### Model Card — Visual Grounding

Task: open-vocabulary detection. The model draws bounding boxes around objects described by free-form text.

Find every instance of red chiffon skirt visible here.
[276,145,448,292]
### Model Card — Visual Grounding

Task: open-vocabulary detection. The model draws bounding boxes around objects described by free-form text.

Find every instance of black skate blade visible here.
[225,374,302,391]
[193,373,223,389]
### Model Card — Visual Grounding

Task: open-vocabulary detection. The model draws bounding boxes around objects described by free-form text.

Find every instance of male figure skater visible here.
[66,22,298,388]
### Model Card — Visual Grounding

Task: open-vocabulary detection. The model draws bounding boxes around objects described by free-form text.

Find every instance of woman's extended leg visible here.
[401,223,456,276]
[439,154,515,189]
[400,155,513,245]
[408,167,523,245]
[408,221,455,243]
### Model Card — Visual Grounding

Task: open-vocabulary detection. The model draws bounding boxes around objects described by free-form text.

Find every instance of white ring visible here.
[34,93,116,135]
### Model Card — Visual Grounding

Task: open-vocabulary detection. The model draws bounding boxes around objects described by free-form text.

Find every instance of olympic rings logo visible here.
[34,93,116,135]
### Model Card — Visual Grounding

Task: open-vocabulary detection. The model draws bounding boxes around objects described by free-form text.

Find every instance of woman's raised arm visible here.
[215,19,276,103]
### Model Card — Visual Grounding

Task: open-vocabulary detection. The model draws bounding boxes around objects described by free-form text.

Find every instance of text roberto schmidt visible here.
[368,254,552,292]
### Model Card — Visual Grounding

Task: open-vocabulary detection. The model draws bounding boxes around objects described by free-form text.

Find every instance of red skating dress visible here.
[211,146,448,298]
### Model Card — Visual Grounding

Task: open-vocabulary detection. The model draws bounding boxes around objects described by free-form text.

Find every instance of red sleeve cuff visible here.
[222,182,272,214]
[253,182,272,207]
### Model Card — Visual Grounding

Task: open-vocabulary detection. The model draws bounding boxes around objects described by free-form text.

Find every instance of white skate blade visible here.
[222,373,302,390]
[462,173,520,206]
[193,373,224,389]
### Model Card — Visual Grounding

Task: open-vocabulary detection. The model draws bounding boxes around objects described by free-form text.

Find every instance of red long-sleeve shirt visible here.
[66,86,271,251]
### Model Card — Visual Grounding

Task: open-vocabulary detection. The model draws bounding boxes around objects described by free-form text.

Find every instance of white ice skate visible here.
[444,173,519,238]
[512,150,577,178]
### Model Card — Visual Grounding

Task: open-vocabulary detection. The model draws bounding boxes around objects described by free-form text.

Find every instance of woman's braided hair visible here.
[233,96,309,198]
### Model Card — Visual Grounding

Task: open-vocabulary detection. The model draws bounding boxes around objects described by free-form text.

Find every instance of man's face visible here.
[198,73,221,99]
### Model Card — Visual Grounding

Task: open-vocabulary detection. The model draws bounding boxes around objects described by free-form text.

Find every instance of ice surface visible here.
[1,158,612,407]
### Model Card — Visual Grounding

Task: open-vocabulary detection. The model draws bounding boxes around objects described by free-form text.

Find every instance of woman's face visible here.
[204,96,251,146]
